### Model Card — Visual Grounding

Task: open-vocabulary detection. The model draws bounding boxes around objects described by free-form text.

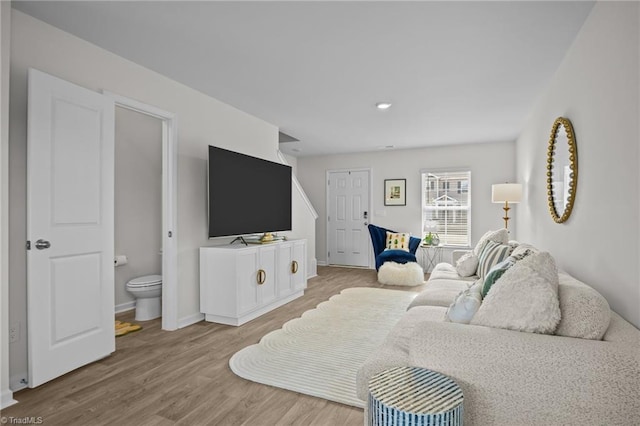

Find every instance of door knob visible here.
[35,239,51,250]
[364,221,369,226]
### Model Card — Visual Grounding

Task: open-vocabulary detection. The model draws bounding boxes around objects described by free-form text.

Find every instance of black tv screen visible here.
[208,146,292,238]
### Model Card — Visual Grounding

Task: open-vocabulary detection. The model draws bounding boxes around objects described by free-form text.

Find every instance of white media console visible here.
[200,239,307,326]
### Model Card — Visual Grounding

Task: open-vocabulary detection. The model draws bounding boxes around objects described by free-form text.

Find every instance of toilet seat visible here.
[127,274,162,288]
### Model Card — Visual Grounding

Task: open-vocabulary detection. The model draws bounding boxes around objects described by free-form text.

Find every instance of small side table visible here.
[418,244,443,273]
[368,366,464,426]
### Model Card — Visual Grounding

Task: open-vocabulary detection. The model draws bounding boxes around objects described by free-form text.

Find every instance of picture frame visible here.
[384,179,406,206]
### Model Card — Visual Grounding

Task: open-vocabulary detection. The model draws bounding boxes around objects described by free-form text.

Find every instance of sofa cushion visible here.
[477,240,513,279]
[555,273,611,340]
[386,232,411,251]
[408,279,470,309]
[471,252,561,334]
[446,280,483,324]
[473,228,509,256]
[455,252,479,277]
[481,256,516,297]
[511,243,539,259]
[430,263,477,282]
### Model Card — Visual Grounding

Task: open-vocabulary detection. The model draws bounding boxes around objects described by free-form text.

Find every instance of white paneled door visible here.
[27,69,115,387]
[327,170,370,267]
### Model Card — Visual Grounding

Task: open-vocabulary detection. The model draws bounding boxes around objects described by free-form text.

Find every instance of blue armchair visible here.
[368,224,421,271]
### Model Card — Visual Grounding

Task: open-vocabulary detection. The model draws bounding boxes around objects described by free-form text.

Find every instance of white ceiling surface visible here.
[13,1,595,157]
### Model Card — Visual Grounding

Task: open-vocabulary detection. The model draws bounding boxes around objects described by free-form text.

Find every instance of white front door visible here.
[27,69,115,387]
[327,170,370,267]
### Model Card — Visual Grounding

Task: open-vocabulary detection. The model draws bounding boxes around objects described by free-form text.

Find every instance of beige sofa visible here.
[357,246,640,425]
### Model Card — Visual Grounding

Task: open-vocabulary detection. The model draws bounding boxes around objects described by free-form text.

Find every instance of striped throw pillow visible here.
[477,240,513,279]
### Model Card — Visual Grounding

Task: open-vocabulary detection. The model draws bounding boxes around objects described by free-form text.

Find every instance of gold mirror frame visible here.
[546,117,578,223]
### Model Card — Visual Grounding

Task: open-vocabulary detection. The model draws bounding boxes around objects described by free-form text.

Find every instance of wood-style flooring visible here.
[2,266,427,426]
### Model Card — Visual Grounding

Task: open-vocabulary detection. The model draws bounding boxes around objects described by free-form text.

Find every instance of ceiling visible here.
[13,1,595,157]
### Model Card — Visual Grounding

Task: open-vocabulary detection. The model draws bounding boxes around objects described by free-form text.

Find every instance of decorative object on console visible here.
[547,117,578,224]
[368,224,421,270]
[491,183,522,230]
[384,179,406,206]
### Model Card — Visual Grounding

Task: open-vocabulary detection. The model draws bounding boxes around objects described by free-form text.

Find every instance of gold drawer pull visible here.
[291,260,299,274]
[257,269,266,285]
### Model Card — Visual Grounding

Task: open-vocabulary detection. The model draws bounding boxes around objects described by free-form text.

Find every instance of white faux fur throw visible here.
[378,261,425,286]
[471,252,561,334]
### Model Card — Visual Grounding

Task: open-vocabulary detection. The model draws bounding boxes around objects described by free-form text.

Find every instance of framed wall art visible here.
[384,179,406,206]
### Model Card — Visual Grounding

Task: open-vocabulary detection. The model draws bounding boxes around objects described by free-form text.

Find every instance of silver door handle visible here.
[35,239,51,250]
[364,222,369,226]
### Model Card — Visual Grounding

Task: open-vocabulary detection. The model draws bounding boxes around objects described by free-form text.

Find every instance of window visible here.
[421,170,471,247]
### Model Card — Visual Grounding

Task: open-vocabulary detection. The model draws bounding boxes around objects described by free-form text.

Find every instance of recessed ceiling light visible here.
[376,102,392,110]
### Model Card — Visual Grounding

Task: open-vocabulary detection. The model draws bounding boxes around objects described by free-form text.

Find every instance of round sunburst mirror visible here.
[546,117,578,223]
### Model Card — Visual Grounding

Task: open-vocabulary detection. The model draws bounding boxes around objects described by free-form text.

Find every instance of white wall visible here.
[114,107,162,310]
[297,141,516,266]
[516,2,639,328]
[8,10,315,387]
[1,0,16,410]
[282,152,298,175]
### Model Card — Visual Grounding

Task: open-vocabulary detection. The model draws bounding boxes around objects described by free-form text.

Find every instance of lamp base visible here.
[502,203,511,230]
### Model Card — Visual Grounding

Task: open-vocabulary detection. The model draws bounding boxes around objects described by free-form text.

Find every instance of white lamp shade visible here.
[423,220,439,233]
[492,183,522,203]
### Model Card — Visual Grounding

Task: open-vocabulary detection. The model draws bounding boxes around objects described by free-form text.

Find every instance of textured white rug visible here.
[229,287,417,408]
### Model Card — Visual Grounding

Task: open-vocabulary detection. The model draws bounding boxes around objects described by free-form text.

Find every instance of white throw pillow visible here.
[470,252,561,334]
[473,229,509,256]
[446,280,483,324]
[455,252,479,277]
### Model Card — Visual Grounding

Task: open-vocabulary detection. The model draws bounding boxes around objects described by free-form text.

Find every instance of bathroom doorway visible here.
[114,106,162,321]
[107,92,178,331]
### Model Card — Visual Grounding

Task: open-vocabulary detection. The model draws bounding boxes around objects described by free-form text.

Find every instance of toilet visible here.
[126,274,162,321]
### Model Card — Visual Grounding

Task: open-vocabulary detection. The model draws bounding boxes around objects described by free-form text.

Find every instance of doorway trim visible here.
[104,91,178,331]
[325,167,373,269]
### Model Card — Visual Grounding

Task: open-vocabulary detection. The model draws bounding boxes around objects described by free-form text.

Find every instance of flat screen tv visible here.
[208,145,292,238]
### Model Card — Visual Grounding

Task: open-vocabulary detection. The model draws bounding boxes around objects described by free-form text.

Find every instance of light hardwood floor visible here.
[2,266,427,426]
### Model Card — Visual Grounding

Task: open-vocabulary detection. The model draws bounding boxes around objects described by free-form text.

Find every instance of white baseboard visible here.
[1,388,17,409]
[317,260,327,266]
[178,312,204,329]
[9,373,27,392]
[115,301,135,314]
[307,258,318,279]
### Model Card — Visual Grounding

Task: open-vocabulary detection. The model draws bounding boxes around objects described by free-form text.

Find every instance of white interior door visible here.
[327,170,370,267]
[27,69,115,387]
